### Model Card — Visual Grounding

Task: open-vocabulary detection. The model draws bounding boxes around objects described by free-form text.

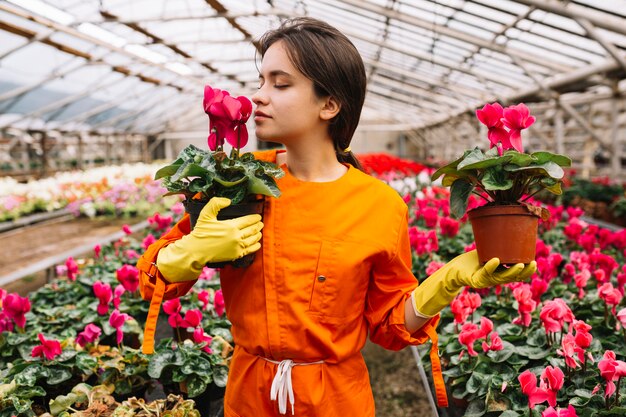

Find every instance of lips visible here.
[254,111,271,118]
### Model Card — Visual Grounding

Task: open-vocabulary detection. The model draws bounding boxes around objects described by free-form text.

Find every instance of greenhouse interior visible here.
[0,0,625,416]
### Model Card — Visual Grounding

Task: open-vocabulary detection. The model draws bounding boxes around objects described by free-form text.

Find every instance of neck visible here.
[280,139,347,182]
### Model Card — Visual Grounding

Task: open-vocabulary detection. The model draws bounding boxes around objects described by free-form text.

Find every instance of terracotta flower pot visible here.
[183,196,265,268]
[467,204,539,265]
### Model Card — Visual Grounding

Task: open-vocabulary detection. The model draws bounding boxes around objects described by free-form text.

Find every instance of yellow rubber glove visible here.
[156,197,263,282]
[412,250,537,318]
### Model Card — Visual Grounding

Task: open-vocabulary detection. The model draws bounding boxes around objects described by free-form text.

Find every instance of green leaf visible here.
[457,148,485,170]
[147,351,174,379]
[505,161,564,179]
[466,373,486,394]
[482,166,514,190]
[464,399,486,417]
[526,329,547,347]
[14,385,45,400]
[531,151,571,167]
[431,153,468,181]
[213,365,228,388]
[247,173,281,198]
[450,179,473,219]
[461,154,513,171]
[49,390,88,416]
[503,150,536,167]
[155,163,182,180]
[186,375,208,398]
[8,395,33,414]
[515,345,550,359]
[14,364,47,387]
[46,367,72,385]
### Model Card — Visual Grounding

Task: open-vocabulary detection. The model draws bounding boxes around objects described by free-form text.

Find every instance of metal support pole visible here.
[555,106,565,155]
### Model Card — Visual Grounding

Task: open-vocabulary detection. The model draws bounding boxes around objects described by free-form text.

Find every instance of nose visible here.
[251,85,267,106]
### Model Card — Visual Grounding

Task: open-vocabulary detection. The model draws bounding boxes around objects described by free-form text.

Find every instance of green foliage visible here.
[155,144,284,204]
[432,147,571,219]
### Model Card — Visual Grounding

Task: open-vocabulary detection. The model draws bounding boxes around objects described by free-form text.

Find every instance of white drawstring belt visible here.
[263,358,324,415]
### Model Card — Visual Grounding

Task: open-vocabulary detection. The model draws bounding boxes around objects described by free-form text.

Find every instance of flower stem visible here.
[615,377,621,407]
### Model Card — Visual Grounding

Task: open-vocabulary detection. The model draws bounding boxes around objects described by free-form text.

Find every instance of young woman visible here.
[138,17,536,417]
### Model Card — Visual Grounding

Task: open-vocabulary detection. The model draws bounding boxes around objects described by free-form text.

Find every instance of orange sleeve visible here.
[365,207,440,350]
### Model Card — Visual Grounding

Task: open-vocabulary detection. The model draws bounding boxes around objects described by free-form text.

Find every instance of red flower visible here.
[109,310,132,345]
[122,224,132,235]
[76,323,101,347]
[214,289,225,317]
[180,309,203,328]
[203,85,252,150]
[439,216,460,237]
[142,234,156,250]
[501,103,535,152]
[93,281,112,315]
[65,257,79,281]
[2,293,31,329]
[116,264,139,293]
[539,298,574,334]
[617,308,626,329]
[518,370,549,408]
[94,244,101,259]
[193,327,213,354]
[540,366,564,407]
[475,103,510,154]
[31,333,62,361]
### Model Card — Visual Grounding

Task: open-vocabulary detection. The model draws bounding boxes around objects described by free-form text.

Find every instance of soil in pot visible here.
[468,204,539,265]
[183,197,265,269]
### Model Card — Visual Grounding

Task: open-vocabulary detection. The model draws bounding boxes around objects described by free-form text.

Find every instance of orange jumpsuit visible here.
[140,150,443,416]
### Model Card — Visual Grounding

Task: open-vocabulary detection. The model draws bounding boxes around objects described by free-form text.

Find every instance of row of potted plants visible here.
[0,163,178,222]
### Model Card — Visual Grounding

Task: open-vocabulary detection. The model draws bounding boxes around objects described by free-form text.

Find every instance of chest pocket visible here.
[308,238,373,320]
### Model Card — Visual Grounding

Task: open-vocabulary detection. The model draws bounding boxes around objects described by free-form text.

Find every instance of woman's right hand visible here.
[156,197,264,282]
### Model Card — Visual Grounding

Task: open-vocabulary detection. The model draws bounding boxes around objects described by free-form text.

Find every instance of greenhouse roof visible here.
[0,0,625,135]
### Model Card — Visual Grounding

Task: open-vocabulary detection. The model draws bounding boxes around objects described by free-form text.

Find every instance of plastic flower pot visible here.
[467,204,539,264]
[183,196,265,268]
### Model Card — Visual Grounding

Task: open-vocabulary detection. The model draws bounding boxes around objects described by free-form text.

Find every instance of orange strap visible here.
[142,277,165,354]
[424,325,448,407]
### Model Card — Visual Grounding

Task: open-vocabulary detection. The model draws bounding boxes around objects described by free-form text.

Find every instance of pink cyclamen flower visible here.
[458,323,481,357]
[2,293,31,329]
[142,234,156,250]
[65,257,79,281]
[599,350,619,397]
[113,284,125,309]
[193,327,213,354]
[116,264,139,293]
[540,366,564,407]
[109,310,132,345]
[512,284,537,327]
[425,261,445,276]
[93,281,112,315]
[122,224,132,235]
[204,85,252,150]
[439,216,460,237]
[598,283,622,314]
[76,323,101,347]
[482,332,503,353]
[518,370,549,409]
[475,103,510,154]
[557,333,582,369]
[542,405,578,417]
[540,298,574,334]
[180,309,203,328]
[197,290,210,310]
[501,103,535,152]
[94,244,101,259]
[574,269,591,299]
[214,289,225,316]
[31,333,62,361]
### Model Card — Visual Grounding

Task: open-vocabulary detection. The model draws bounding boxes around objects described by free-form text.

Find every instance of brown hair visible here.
[256,17,366,170]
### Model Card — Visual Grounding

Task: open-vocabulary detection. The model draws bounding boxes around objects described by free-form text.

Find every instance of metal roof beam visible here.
[343,28,520,89]
[98,9,246,86]
[335,0,572,72]
[77,10,286,25]
[514,0,626,37]
[575,18,626,72]
[361,57,488,102]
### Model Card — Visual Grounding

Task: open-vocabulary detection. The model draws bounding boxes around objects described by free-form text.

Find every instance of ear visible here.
[319,96,341,121]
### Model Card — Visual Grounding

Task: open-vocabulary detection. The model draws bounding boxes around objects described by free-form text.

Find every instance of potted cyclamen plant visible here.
[155,85,284,267]
[431,103,571,264]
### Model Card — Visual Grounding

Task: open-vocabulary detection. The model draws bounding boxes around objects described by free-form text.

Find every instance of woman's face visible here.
[252,40,327,145]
